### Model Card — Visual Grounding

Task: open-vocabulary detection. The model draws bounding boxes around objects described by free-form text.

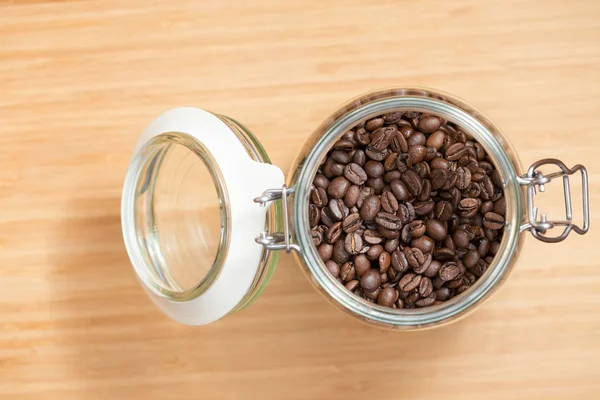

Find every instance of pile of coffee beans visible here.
[310,111,505,309]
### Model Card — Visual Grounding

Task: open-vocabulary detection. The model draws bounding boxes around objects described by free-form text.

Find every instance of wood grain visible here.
[1,0,599,399]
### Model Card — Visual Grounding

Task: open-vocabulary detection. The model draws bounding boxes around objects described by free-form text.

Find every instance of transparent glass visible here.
[287,88,527,329]
[122,116,282,308]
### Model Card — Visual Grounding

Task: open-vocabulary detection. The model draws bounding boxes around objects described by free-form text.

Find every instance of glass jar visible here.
[121,87,589,329]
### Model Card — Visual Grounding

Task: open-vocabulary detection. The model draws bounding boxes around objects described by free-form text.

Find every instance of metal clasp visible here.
[517,158,589,243]
[254,185,300,253]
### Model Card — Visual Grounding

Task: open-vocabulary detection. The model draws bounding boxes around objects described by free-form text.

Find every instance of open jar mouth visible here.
[292,88,525,328]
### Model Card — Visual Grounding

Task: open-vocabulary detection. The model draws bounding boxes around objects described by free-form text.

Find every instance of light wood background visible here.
[1,1,599,399]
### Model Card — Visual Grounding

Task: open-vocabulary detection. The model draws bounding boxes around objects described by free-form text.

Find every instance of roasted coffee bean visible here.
[360,269,381,292]
[316,111,504,309]
[328,176,350,199]
[426,130,446,149]
[344,163,367,185]
[439,262,461,281]
[366,177,385,194]
[318,243,333,262]
[378,225,400,240]
[412,236,435,254]
[408,145,427,167]
[407,132,426,146]
[344,232,363,255]
[414,199,434,215]
[325,260,340,278]
[312,229,323,246]
[328,199,345,221]
[314,174,330,189]
[415,293,436,307]
[402,170,423,195]
[399,273,422,292]
[311,186,328,207]
[326,222,343,244]
[379,251,391,273]
[433,247,456,261]
[463,249,480,269]
[377,287,398,306]
[309,204,320,227]
[424,260,442,278]
[397,202,416,225]
[426,219,447,241]
[331,150,352,164]
[483,212,504,230]
[381,191,399,213]
[332,239,351,264]
[390,180,410,201]
[375,212,403,230]
[434,287,452,301]
[360,195,381,222]
[389,250,408,273]
[434,200,453,221]
[366,117,384,131]
[458,198,481,218]
[343,185,360,208]
[340,262,356,282]
[345,279,360,292]
[367,244,384,261]
[342,213,362,233]
[418,115,442,133]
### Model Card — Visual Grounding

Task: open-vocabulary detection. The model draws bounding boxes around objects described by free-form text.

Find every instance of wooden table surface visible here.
[1,1,599,399]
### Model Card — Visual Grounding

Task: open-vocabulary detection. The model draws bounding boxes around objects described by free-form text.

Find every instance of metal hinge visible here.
[254,185,300,253]
[517,158,589,243]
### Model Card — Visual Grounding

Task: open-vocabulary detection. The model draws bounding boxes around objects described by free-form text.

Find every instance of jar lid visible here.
[121,107,284,325]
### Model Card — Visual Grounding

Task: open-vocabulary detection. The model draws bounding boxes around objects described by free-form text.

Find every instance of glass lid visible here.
[121,108,284,325]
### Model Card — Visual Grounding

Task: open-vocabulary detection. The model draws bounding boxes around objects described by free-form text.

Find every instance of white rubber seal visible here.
[122,107,284,325]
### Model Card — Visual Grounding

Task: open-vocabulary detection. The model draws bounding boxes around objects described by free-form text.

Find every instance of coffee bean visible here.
[412,236,435,254]
[309,204,320,227]
[311,186,328,207]
[381,191,399,213]
[318,243,333,262]
[390,180,410,202]
[344,232,363,255]
[340,262,356,281]
[433,247,456,261]
[429,168,448,190]
[424,260,442,278]
[434,200,453,221]
[417,115,442,134]
[426,130,446,149]
[458,198,481,218]
[434,287,452,301]
[471,259,488,277]
[332,240,351,264]
[414,199,434,215]
[328,176,350,199]
[402,170,423,195]
[489,241,501,256]
[426,219,447,241]
[366,177,384,194]
[366,117,384,132]
[353,149,367,165]
[379,251,391,273]
[375,212,403,230]
[383,170,402,183]
[342,213,362,233]
[371,126,395,150]
[439,262,461,281]
[415,293,436,307]
[384,153,399,172]
[390,249,409,273]
[360,195,381,222]
[455,166,471,190]
[353,254,370,278]
[326,222,343,244]
[367,244,384,261]
[312,229,323,246]
[325,260,340,278]
[483,212,504,230]
[331,150,352,164]
[377,225,400,240]
[328,199,345,221]
[390,131,408,153]
[377,287,398,306]
[399,273,422,292]
[355,128,370,146]
[314,174,330,189]
[384,111,403,124]
[384,238,400,253]
[463,249,480,269]
[397,202,416,225]
[360,269,381,292]
[345,279,360,292]
[408,145,427,166]
[344,163,368,185]
[407,132,426,146]
[431,157,450,170]
[343,185,360,208]
[493,197,506,216]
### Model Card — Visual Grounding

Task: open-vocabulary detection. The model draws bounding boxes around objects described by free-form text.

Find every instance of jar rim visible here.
[293,88,524,328]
